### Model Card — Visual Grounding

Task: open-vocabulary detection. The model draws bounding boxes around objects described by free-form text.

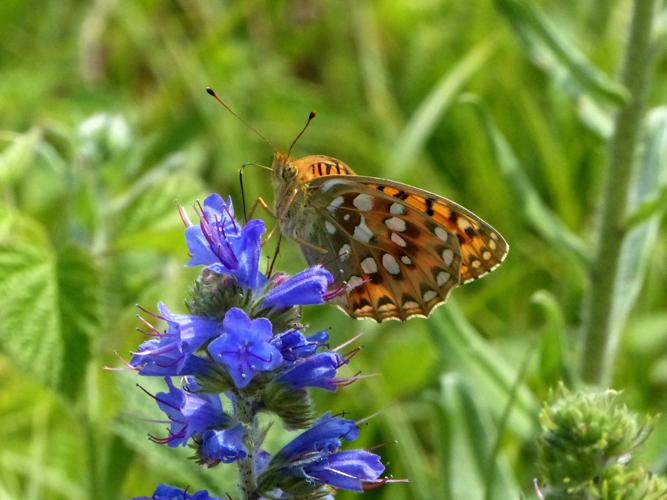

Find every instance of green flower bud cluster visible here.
[537,384,667,500]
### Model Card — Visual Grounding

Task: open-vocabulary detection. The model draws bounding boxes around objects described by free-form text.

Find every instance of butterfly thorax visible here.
[271,152,356,239]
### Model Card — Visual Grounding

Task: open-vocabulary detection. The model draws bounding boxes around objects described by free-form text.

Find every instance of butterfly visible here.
[204,88,507,321]
[271,152,509,322]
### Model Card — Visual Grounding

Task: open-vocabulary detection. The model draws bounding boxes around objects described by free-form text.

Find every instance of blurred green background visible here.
[1,0,666,499]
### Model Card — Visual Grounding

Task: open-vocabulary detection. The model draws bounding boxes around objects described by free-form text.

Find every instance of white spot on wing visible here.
[339,244,351,261]
[403,300,419,309]
[322,179,344,193]
[353,194,373,212]
[381,254,400,275]
[353,216,374,243]
[442,248,454,266]
[390,203,405,215]
[325,221,336,234]
[437,271,450,286]
[390,233,407,247]
[348,275,364,288]
[434,227,449,242]
[385,217,406,232]
[361,257,378,274]
[327,196,344,214]
[401,255,412,265]
[423,290,438,302]
[344,214,350,221]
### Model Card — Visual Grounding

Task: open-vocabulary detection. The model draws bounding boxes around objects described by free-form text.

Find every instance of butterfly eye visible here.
[283,164,298,180]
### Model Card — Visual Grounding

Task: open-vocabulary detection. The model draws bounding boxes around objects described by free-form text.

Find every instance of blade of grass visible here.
[484,342,534,500]
[531,290,574,388]
[495,0,628,106]
[428,301,539,439]
[434,374,518,500]
[389,37,496,175]
[470,100,590,264]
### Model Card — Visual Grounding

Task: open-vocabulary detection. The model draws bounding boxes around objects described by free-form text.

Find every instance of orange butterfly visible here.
[207,89,508,322]
[271,151,508,322]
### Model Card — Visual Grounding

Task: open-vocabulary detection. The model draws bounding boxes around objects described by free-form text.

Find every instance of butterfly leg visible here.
[247,196,277,220]
[245,196,281,248]
[292,236,329,254]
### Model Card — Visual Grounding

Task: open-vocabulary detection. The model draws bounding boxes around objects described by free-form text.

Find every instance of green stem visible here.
[235,395,257,500]
[580,0,657,385]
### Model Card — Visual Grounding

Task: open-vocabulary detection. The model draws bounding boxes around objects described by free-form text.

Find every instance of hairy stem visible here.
[235,395,257,500]
[580,0,657,385]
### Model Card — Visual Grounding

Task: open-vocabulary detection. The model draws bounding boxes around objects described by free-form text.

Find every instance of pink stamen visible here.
[104,352,139,372]
[333,331,365,352]
[362,477,409,490]
[177,203,193,227]
[355,411,381,427]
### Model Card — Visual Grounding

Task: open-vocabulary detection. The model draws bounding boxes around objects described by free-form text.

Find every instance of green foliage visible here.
[538,385,667,500]
[1,1,666,499]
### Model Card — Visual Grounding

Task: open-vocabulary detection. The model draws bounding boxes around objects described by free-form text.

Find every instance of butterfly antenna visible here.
[206,87,273,148]
[239,166,248,223]
[287,111,316,157]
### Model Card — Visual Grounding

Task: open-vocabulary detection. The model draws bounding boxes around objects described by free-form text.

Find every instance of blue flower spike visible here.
[126,194,398,498]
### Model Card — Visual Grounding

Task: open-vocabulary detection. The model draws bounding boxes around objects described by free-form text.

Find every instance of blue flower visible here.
[271,329,329,362]
[276,352,347,391]
[185,194,265,289]
[261,266,334,309]
[153,377,230,447]
[131,304,222,376]
[259,413,387,493]
[133,483,223,500]
[201,423,248,464]
[273,412,359,462]
[207,308,283,389]
[304,450,385,491]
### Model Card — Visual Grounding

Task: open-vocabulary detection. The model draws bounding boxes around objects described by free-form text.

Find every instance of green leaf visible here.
[0,128,41,185]
[433,374,518,500]
[109,154,205,244]
[0,209,97,398]
[531,290,573,388]
[0,208,62,386]
[389,38,496,174]
[101,435,136,500]
[495,0,628,106]
[56,247,99,399]
[609,107,667,353]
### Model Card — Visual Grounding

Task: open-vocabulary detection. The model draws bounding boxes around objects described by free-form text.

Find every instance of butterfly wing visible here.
[298,175,508,321]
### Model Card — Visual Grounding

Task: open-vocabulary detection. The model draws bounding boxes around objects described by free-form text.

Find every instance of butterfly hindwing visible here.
[299,177,487,320]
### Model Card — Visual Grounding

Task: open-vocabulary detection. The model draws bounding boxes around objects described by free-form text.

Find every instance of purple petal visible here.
[307,450,385,491]
[262,266,334,309]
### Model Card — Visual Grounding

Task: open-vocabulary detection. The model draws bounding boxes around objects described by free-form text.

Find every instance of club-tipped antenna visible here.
[206,87,273,148]
[287,111,316,157]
